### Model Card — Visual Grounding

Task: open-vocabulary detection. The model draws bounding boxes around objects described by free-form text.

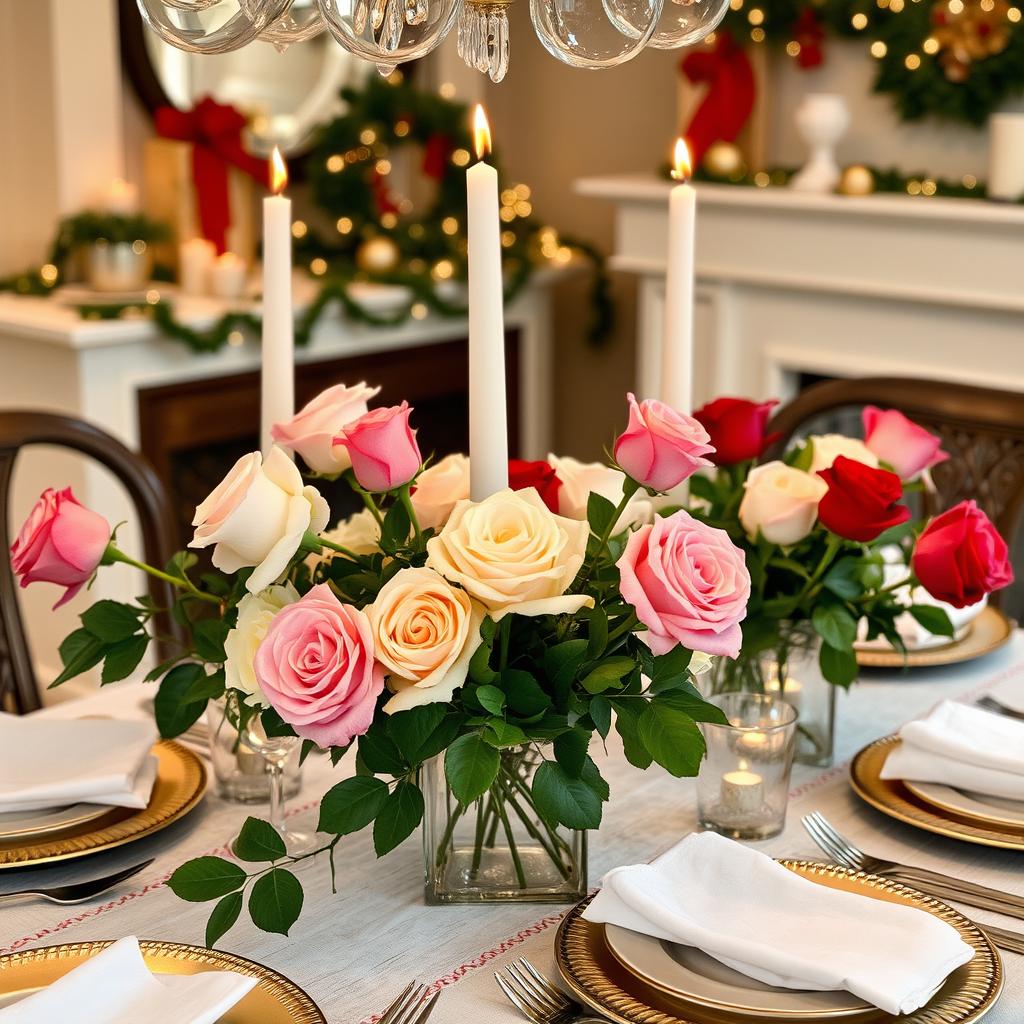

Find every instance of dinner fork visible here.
[976,696,1024,722]
[802,812,1024,921]
[0,859,154,906]
[378,981,441,1024]
[495,958,607,1024]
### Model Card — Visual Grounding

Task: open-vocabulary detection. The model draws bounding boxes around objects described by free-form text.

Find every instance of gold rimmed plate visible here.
[0,741,206,869]
[854,607,1012,669]
[0,940,326,1023]
[850,736,1024,851]
[556,863,1002,1024]
[904,782,1024,829]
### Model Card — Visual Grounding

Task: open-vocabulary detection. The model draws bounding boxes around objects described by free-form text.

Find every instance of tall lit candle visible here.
[260,147,295,455]
[662,138,696,413]
[466,104,509,502]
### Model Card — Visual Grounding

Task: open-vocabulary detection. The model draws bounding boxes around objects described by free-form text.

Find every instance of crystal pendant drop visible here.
[371,0,388,32]
[381,0,403,50]
[456,1,510,82]
[405,0,428,25]
[353,0,370,32]
[377,61,398,74]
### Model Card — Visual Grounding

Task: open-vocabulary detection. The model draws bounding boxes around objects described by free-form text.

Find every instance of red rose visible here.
[508,459,562,513]
[912,500,1014,608]
[816,456,910,542]
[693,397,781,465]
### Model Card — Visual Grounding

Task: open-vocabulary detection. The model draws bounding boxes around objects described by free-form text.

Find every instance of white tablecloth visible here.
[1,636,1023,1022]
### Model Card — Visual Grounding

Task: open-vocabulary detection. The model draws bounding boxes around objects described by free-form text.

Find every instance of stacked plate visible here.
[0,742,206,870]
[851,737,1024,851]
[555,862,1002,1024]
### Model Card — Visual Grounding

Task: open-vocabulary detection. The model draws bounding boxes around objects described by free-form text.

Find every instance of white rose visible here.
[546,453,653,532]
[738,461,828,545]
[368,566,485,714]
[190,446,330,594]
[410,453,470,531]
[807,434,879,475]
[224,582,300,706]
[426,488,594,620]
[309,508,381,569]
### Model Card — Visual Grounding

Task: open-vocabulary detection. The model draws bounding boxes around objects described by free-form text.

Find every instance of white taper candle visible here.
[662,138,696,414]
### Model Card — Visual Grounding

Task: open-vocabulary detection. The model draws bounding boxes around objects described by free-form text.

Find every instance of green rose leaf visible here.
[380,498,412,551]
[193,618,231,663]
[581,756,610,800]
[205,891,243,948]
[822,557,863,600]
[357,724,407,775]
[476,684,506,716]
[613,702,653,769]
[165,550,199,579]
[638,701,706,777]
[154,663,207,739]
[812,603,858,651]
[373,780,425,856]
[532,760,603,830]
[168,856,245,902]
[585,605,609,660]
[586,492,617,537]
[580,657,634,694]
[318,776,390,835]
[386,705,462,766]
[543,639,588,705]
[553,728,590,778]
[588,695,612,738]
[50,629,106,688]
[482,719,529,747]
[907,604,955,638]
[819,642,859,688]
[444,733,500,804]
[81,600,143,643]
[248,868,303,936]
[99,634,150,685]
[182,667,227,705]
[502,670,552,716]
[233,816,287,862]
[650,646,693,688]
[658,690,728,725]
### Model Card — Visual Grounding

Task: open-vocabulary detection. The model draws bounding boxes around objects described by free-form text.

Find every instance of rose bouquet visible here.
[13,388,751,936]
[689,398,1014,762]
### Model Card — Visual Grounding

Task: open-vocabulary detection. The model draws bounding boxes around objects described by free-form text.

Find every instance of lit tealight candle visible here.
[721,769,764,815]
[738,730,770,756]
[179,238,216,296]
[103,177,139,216]
[210,252,249,301]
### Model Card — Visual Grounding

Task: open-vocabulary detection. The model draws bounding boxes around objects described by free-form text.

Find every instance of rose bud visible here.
[508,459,562,513]
[693,397,781,466]
[862,406,948,480]
[334,402,422,493]
[816,456,910,543]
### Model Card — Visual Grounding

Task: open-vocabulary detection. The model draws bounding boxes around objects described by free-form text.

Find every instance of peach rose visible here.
[738,461,827,545]
[410,453,470,531]
[369,566,485,714]
[224,582,300,706]
[10,488,111,608]
[862,406,948,480]
[190,447,330,594]
[427,488,593,620]
[334,402,422,493]
[613,393,715,492]
[617,510,750,658]
[253,583,384,748]
[807,434,879,475]
[271,382,380,475]
[546,454,653,532]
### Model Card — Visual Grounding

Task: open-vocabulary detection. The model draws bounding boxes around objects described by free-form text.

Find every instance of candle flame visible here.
[671,138,692,182]
[473,105,492,161]
[270,147,288,194]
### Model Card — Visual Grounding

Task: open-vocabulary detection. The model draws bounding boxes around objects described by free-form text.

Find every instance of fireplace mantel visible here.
[576,175,1024,404]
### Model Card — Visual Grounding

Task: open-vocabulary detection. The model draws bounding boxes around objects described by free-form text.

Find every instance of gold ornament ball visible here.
[703,141,746,179]
[356,236,400,273]
[838,164,876,196]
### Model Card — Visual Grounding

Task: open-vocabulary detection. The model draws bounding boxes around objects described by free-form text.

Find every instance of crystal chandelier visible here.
[137,0,728,82]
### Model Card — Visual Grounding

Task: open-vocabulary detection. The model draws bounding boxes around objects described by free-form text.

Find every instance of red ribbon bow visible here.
[680,31,756,169]
[793,9,825,69]
[155,97,270,253]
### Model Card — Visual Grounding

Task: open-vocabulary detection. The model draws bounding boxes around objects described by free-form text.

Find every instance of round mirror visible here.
[120,0,369,160]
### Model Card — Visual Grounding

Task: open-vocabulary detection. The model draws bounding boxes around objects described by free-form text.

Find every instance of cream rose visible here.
[738,461,828,545]
[547,453,652,532]
[410,453,470,531]
[807,434,879,475]
[426,488,593,620]
[224,582,300,706]
[190,447,330,594]
[368,566,485,714]
[308,509,382,571]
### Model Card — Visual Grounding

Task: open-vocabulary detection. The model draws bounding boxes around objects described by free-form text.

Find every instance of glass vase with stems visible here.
[421,744,587,904]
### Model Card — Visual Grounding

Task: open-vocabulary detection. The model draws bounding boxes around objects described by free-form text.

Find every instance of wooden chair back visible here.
[0,411,181,713]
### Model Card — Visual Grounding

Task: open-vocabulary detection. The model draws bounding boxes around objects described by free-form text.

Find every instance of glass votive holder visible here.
[697,692,797,841]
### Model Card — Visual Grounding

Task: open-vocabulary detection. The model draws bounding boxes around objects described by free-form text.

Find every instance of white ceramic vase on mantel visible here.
[790,93,850,194]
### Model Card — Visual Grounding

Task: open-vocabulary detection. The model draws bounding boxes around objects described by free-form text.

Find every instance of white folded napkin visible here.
[0,715,158,813]
[582,832,974,1016]
[0,937,256,1024]
[881,700,1024,800]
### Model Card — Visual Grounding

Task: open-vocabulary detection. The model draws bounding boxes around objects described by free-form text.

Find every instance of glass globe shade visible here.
[529,0,664,69]
[315,0,457,65]
[241,0,327,47]
[136,0,292,54]
[604,0,728,48]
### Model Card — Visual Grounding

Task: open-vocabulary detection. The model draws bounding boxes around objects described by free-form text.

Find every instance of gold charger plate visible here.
[555,862,1003,1024]
[0,741,206,869]
[854,607,1012,669]
[850,736,1024,851]
[0,940,326,1023]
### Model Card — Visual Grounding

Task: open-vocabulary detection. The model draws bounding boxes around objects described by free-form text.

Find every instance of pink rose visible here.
[613,393,715,492]
[334,402,423,493]
[410,453,470,531]
[253,583,385,748]
[10,488,110,608]
[617,510,750,657]
[862,406,949,480]
[271,382,380,475]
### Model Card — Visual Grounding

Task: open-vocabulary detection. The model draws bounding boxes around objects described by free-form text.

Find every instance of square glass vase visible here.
[421,746,587,905]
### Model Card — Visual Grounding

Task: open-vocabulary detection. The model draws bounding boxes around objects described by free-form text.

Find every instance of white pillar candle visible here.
[260,147,295,455]
[721,769,764,814]
[179,238,216,296]
[102,178,139,216]
[661,138,696,414]
[210,252,249,301]
[988,113,1024,201]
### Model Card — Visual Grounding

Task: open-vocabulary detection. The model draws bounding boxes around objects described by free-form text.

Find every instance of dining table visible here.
[1,633,1022,1024]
